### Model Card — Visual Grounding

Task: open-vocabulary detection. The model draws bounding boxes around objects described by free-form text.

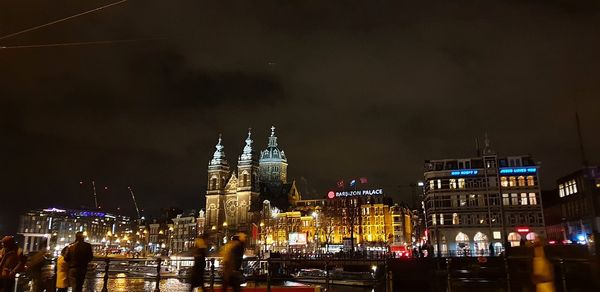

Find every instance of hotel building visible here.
[424,141,545,256]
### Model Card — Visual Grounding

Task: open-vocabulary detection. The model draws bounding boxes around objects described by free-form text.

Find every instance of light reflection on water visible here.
[85,273,191,292]
[82,275,373,292]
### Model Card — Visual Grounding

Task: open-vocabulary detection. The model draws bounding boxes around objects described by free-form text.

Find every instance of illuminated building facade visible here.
[205,127,300,237]
[170,212,198,254]
[261,188,410,253]
[424,140,545,256]
[18,208,132,254]
[544,166,600,248]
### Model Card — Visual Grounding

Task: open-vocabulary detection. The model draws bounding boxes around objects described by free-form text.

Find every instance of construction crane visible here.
[128,186,141,220]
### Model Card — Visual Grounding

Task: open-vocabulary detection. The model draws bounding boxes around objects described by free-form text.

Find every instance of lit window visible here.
[502,194,509,206]
[511,193,518,205]
[528,193,537,205]
[437,179,442,189]
[432,214,436,225]
[559,184,565,198]
[440,214,444,225]
[493,231,501,239]
[458,178,465,189]
[452,213,459,225]
[527,176,535,186]
[509,177,517,187]
[430,180,435,190]
[520,193,528,205]
[449,179,457,189]
[518,176,525,187]
[501,177,508,187]
[563,180,578,196]
[459,195,467,206]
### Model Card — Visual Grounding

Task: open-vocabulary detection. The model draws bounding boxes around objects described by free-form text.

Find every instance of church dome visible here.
[260,126,287,162]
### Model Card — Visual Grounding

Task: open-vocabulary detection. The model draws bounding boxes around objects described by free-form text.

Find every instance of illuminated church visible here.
[204,126,301,233]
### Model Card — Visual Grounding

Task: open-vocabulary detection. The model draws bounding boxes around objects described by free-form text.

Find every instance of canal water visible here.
[74,275,374,292]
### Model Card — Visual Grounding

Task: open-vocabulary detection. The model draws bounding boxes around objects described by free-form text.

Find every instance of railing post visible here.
[101,257,110,292]
[210,258,215,292]
[503,252,511,292]
[12,273,19,292]
[446,257,452,292]
[559,259,567,292]
[154,258,162,292]
[266,257,271,292]
[326,258,330,291]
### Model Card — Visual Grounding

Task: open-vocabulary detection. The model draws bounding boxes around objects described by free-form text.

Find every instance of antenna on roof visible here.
[575,110,589,167]
[475,137,481,157]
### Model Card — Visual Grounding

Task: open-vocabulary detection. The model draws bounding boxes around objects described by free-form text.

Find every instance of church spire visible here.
[268,126,278,148]
[240,128,255,161]
[209,134,228,166]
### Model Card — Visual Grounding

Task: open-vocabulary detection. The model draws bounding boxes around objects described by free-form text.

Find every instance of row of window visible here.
[559,179,578,197]
[431,212,543,226]
[500,176,536,187]
[502,193,538,206]
[427,192,539,208]
[428,176,537,191]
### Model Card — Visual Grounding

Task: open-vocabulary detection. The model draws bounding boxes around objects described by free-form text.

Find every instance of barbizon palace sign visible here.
[334,189,384,197]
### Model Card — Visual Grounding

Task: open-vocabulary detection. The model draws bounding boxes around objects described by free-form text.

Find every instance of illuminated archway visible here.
[508,232,522,247]
[455,232,470,255]
[473,232,489,254]
[526,232,538,241]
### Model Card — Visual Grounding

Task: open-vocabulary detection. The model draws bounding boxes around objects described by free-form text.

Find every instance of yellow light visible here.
[106,231,112,236]
[260,222,265,227]
[211,226,216,230]
[169,226,174,231]
[223,222,228,227]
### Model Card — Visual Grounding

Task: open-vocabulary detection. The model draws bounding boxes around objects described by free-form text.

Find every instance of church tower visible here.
[259,126,288,185]
[205,135,229,230]
[226,129,260,230]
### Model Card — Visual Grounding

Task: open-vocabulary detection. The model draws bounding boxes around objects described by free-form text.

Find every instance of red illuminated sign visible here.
[327,191,335,199]
[516,227,529,233]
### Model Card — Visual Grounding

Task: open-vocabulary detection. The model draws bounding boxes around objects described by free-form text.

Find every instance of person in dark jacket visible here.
[190,235,208,291]
[64,232,93,292]
[221,233,246,292]
[0,236,25,292]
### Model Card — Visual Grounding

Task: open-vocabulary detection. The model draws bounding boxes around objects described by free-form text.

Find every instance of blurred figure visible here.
[532,237,555,292]
[0,236,25,292]
[64,232,93,292]
[221,233,246,292]
[26,248,47,292]
[190,234,208,292]
[56,247,69,292]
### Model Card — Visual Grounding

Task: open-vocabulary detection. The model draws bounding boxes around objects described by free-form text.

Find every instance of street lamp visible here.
[223,222,228,244]
[260,222,266,257]
[312,212,319,253]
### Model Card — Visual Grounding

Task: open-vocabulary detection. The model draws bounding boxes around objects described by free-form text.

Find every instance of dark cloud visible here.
[1,0,600,235]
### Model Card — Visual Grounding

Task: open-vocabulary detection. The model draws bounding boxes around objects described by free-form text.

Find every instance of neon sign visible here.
[450,169,479,176]
[69,211,106,217]
[499,167,537,174]
[333,189,383,197]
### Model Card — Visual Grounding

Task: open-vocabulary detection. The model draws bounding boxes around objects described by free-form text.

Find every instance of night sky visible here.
[1,0,599,235]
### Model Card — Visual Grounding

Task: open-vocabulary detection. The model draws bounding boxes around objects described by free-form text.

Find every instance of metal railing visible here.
[10,252,598,292]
